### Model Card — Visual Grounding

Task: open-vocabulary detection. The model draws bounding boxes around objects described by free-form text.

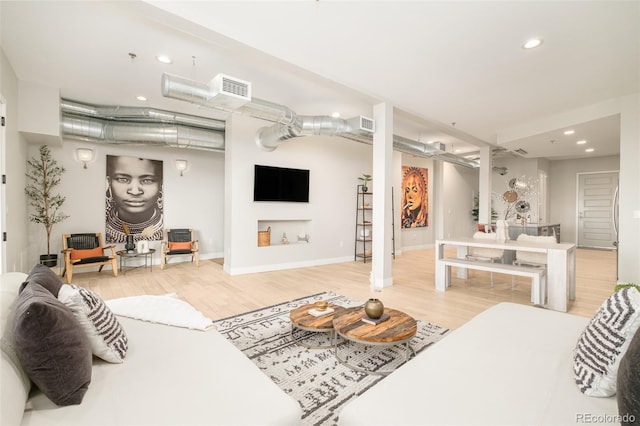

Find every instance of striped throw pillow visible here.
[574,286,640,397]
[58,284,128,363]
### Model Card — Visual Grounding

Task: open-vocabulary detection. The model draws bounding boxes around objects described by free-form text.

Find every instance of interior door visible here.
[577,171,618,249]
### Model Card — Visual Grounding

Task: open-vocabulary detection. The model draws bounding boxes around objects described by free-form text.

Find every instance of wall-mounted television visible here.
[254,165,310,203]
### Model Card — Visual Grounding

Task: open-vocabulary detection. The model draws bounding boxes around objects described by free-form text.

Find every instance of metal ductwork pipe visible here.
[256,115,356,151]
[161,72,480,168]
[61,99,225,131]
[61,115,224,151]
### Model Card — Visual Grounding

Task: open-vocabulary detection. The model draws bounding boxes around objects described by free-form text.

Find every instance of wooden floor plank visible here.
[72,247,616,330]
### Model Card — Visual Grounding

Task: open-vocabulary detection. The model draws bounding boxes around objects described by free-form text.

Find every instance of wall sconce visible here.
[175,159,188,176]
[76,148,94,169]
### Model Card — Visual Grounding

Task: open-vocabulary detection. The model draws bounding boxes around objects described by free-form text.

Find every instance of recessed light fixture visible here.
[522,38,543,49]
[156,55,172,64]
[576,140,587,145]
[331,112,341,118]
[585,148,595,153]
[136,95,147,101]
[563,130,575,135]
[426,140,437,144]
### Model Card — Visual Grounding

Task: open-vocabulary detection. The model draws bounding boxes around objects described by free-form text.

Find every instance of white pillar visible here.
[370,102,394,291]
[478,146,492,225]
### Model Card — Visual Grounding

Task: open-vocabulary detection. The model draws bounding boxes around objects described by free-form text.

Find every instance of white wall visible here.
[549,155,619,244]
[1,49,29,273]
[441,162,478,239]
[26,141,225,266]
[224,113,374,274]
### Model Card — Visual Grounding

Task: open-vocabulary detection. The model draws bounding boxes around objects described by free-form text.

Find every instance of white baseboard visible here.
[225,255,354,276]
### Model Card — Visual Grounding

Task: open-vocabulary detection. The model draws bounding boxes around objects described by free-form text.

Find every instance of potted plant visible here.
[358,173,372,192]
[25,145,70,267]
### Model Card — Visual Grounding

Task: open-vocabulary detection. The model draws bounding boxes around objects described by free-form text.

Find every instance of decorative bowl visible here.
[314,301,329,311]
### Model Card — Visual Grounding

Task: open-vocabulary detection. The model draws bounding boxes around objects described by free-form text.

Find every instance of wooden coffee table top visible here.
[290,303,347,331]
[333,307,417,344]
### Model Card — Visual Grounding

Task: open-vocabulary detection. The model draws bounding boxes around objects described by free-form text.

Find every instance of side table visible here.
[332,306,417,375]
[116,249,156,275]
[289,303,346,349]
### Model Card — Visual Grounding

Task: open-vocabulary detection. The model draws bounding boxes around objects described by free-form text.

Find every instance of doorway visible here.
[577,171,619,249]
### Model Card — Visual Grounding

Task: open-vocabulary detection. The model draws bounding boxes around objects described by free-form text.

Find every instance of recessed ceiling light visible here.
[585,148,595,153]
[331,112,341,118]
[426,140,437,144]
[156,55,172,64]
[564,130,575,135]
[136,95,147,101]
[523,38,543,49]
[576,140,587,145]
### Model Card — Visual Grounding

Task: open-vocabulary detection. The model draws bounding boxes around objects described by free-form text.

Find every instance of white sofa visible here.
[339,302,619,426]
[1,272,302,426]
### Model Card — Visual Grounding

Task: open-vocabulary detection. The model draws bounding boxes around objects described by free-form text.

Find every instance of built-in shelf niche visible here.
[257,219,312,246]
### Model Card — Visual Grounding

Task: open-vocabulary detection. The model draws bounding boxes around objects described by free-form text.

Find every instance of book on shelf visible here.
[361,313,390,325]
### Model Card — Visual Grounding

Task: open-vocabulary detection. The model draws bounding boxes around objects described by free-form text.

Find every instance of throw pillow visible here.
[70,246,104,261]
[12,282,92,406]
[169,241,191,251]
[21,263,63,297]
[574,286,640,396]
[617,327,640,425]
[58,284,128,363]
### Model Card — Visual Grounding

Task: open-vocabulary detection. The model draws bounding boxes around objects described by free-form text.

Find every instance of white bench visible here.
[439,258,546,305]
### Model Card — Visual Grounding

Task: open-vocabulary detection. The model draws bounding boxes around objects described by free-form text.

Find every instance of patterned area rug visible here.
[213,291,450,426]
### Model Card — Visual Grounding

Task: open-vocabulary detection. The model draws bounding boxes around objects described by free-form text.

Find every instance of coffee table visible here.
[117,249,156,275]
[332,306,417,375]
[289,303,346,349]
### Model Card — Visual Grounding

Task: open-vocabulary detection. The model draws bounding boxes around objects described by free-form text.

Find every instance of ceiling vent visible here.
[514,148,528,155]
[209,73,251,109]
[347,116,375,133]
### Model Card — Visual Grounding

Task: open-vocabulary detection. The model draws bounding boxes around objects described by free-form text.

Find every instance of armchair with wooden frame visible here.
[62,232,118,283]
[161,228,199,269]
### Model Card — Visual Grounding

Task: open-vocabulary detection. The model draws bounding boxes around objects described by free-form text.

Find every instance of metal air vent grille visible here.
[221,77,249,98]
[360,116,375,132]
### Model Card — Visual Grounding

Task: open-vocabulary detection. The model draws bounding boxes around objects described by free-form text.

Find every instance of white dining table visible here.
[435,237,576,312]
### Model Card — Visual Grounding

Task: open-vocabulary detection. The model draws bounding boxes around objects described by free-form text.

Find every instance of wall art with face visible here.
[401,166,428,228]
[105,155,164,243]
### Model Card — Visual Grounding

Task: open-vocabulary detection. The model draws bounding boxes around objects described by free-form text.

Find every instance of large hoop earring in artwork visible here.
[156,186,164,210]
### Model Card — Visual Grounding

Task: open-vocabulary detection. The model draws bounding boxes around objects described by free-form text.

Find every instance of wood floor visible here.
[73,247,617,330]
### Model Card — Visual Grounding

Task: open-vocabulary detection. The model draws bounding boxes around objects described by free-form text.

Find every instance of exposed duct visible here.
[60,99,225,151]
[160,73,479,168]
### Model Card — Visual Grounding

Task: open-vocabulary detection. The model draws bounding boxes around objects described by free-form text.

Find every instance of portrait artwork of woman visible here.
[401,166,428,228]
[105,155,164,243]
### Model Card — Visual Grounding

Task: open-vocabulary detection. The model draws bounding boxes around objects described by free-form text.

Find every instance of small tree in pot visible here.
[25,145,69,267]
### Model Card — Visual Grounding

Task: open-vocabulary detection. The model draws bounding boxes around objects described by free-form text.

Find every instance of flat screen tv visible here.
[254,164,310,202]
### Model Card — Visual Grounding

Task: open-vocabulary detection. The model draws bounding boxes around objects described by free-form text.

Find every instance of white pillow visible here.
[58,284,128,363]
[574,286,640,396]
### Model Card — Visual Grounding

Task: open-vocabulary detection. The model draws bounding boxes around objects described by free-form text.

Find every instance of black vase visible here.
[125,235,135,252]
[39,254,58,268]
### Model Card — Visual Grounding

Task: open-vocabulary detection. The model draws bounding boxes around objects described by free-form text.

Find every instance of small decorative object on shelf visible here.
[281,232,289,244]
[358,173,372,193]
[364,298,384,319]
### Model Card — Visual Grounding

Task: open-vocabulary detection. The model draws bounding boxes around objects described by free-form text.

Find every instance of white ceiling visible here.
[1,1,638,162]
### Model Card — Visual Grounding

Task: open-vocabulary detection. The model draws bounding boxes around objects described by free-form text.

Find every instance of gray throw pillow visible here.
[12,282,92,406]
[617,328,640,425]
[20,263,63,297]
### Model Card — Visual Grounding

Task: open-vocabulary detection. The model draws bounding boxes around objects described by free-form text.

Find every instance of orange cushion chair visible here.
[62,233,118,283]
